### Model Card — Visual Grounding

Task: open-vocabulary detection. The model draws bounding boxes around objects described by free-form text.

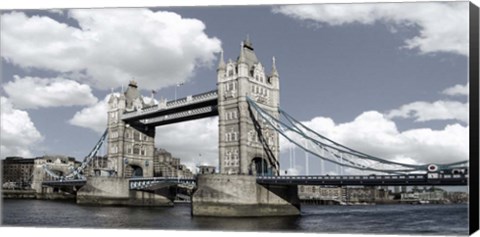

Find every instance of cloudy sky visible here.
[0,2,469,176]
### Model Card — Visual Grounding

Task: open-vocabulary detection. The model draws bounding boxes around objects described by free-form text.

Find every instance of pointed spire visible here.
[271,56,278,77]
[149,90,156,105]
[245,34,252,48]
[217,50,226,70]
[238,41,246,63]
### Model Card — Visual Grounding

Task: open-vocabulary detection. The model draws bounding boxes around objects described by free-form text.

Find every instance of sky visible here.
[0,2,470,177]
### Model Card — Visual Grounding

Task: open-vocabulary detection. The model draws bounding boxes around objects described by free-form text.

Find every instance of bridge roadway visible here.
[256,173,469,186]
[42,173,468,189]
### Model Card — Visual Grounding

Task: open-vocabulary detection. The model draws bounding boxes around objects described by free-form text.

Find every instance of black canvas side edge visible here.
[470,1,480,235]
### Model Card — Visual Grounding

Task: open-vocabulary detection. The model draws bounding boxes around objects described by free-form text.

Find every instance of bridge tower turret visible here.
[217,37,280,176]
[107,81,155,178]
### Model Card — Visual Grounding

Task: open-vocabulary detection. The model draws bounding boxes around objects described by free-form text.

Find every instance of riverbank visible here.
[2,190,36,199]
[2,189,75,200]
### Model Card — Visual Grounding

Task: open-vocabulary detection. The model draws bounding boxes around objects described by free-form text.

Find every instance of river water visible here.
[1,200,468,235]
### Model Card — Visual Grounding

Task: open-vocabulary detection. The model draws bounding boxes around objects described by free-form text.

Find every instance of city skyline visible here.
[0,2,469,176]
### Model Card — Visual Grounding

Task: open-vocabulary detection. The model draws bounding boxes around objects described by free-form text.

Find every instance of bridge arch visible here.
[250,157,270,176]
[125,164,143,178]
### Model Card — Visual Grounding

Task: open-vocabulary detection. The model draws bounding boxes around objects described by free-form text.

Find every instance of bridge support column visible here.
[192,174,300,216]
[77,177,173,206]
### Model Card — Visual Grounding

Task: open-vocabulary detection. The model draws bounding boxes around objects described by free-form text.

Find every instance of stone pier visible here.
[76,176,174,206]
[192,174,300,216]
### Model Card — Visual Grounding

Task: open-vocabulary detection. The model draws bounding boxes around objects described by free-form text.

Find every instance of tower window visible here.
[134,132,140,141]
[133,147,140,155]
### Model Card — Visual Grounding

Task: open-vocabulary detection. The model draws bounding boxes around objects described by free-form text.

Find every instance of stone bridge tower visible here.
[217,37,280,176]
[107,81,155,178]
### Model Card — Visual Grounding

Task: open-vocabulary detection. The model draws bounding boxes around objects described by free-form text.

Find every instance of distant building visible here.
[298,185,345,202]
[198,165,216,174]
[3,155,81,190]
[446,191,469,204]
[344,186,390,204]
[401,187,446,203]
[2,157,35,188]
[33,155,79,180]
[153,148,193,178]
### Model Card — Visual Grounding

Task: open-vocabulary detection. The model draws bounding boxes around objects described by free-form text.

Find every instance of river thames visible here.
[2,200,468,235]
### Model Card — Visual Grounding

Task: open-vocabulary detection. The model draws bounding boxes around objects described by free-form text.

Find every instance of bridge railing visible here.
[122,90,217,120]
[129,176,197,190]
[257,175,426,180]
[129,176,196,182]
[141,105,216,125]
[256,173,468,186]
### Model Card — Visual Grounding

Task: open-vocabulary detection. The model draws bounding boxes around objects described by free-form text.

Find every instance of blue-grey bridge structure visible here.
[43,173,468,192]
[41,38,468,215]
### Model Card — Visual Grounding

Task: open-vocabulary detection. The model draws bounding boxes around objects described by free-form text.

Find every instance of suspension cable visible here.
[43,129,108,180]
[246,97,467,174]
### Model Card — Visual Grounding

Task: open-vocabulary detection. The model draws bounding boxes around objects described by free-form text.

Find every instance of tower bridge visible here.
[40,37,468,216]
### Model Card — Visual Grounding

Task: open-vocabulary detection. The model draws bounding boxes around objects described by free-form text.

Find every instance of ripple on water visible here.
[2,200,468,235]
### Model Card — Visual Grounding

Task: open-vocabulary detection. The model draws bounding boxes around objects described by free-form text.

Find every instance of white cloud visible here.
[1,97,44,158]
[3,75,97,109]
[1,9,222,90]
[280,111,468,168]
[442,83,469,96]
[69,94,113,133]
[155,117,218,171]
[273,2,468,56]
[387,100,468,123]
